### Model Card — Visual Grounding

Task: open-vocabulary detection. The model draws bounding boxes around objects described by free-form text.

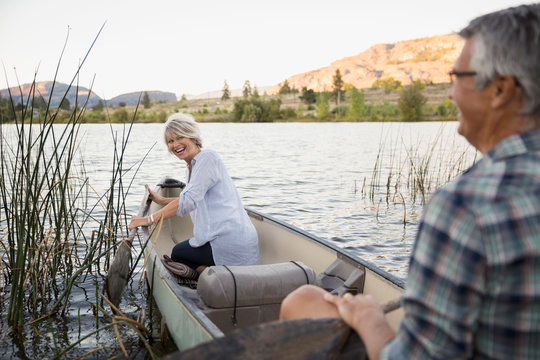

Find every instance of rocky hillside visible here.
[0,81,177,108]
[0,81,103,108]
[270,34,463,94]
[107,91,177,107]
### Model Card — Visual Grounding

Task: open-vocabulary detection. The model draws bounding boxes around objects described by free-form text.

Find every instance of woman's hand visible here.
[146,185,166,205]
[128,215,151,230]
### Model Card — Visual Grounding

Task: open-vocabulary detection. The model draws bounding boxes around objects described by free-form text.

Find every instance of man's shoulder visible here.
[432,150,540,212]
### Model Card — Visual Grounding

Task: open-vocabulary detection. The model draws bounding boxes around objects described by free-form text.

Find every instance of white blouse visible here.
[176,149,260,266]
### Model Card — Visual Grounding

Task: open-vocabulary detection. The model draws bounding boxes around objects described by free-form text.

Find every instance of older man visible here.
[280,4,540,359]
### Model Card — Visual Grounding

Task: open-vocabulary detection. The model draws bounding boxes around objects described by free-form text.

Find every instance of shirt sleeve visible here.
[382,189,486,359]
[176,152,219,217]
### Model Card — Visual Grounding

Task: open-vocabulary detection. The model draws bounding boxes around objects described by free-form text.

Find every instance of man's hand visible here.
[324,292,395,360]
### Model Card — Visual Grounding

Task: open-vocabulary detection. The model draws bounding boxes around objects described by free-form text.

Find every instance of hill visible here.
[0,81,103,108]
[0,82,177,108]
[269,34,462,94]
[107,91,177,107]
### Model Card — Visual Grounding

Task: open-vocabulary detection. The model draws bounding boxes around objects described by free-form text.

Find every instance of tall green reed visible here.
[0,25,161,359]
[362,125,477,224]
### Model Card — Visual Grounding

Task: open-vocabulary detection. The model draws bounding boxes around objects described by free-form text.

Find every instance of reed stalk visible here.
[0,25,160,359]
[363,125,477,223]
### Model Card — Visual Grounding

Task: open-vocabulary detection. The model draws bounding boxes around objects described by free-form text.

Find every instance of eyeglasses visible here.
[448,70,477,83]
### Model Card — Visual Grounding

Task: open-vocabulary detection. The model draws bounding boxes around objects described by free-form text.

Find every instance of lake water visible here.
[80,121,476,279]
[1,121,477,358]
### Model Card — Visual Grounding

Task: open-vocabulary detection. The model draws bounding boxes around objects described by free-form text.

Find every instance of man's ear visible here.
[491,75,520,109]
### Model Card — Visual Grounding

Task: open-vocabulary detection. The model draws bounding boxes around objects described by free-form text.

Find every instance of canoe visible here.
[140,177,405,352]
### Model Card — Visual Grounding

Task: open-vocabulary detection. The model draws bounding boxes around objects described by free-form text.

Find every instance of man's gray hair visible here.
[163,113,203,148]
[459,4,540,117]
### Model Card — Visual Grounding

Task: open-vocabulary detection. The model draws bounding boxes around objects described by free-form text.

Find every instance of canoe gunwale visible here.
[245,207,406,290]
[140,212,226,344]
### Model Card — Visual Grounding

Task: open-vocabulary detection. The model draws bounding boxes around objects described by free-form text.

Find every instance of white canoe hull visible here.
[140,178,405,351]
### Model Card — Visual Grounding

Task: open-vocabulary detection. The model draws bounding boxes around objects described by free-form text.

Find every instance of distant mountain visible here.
[269,34,463,94]
[107,91,177,107]
[0,82,177,108]
[0,81,103,108]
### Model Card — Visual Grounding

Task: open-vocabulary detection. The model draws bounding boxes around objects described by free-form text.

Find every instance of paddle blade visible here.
[105,188,152,307]
[168,318,367,360]
[105,235,134,307]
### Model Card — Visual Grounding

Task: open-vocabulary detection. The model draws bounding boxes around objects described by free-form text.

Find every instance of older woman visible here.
[129,113,260,278]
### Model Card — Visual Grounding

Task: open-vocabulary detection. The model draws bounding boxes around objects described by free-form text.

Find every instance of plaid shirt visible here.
[382,130,540,359]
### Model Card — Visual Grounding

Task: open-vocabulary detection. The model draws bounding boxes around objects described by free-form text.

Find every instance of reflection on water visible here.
[0,121,476,357]
[79,121,475,279]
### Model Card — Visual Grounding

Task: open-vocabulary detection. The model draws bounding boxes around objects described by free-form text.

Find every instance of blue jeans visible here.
[171,239,215,270]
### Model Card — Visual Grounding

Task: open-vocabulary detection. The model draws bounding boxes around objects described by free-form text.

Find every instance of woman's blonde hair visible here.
[163,113,203,149]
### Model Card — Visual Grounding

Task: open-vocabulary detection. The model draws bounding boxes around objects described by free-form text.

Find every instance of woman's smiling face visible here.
[166,132,200,164]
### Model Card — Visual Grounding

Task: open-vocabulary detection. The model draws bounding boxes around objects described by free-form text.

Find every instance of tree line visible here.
[224,69,456,122]
[1,73,457,124]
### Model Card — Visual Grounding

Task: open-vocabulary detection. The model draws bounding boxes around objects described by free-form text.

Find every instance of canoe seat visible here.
[198,261,318,309]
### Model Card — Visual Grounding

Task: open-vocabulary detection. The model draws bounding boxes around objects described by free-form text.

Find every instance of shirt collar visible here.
[190,150,203,167]
[485,129,540,163]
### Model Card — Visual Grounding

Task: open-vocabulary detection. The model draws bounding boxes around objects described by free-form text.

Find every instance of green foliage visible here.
[83,110,107,123]
[221,80,231,101]
[0,93,15,122]
[398,81,427,121]
[332,69,344,104]
[240,103,262,122]
[365,102,399,121]
[296,104,305,119]
[280,106,297,119]
[316,92,329,119]
[299,87,317,104]
[443,99,458,116]
[331,105,349,116]
[436,104,447,116]
[279,80,292,95]
[157,110,167,122]
[142,91,151,109]
[112,107,128,123]
[31,95,47,112]
[242,80,252,98]
[371,77,402,94]
[252,86,260,99]
[59,97,71,110]
[347,87,365,120]
[92,100,104,112]
[232,97,281,122]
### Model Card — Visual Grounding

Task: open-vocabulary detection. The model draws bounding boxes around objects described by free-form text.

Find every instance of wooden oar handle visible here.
[126,228,138,244]
[382,296,403,314]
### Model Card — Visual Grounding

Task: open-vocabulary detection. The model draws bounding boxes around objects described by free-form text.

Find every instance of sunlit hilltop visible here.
[269,34,463,94]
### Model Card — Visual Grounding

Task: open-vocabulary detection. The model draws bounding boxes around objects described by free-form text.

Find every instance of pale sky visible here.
[0,0,535,99]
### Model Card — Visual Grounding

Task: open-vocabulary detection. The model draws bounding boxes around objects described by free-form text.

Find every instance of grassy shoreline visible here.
[1,83,456,124]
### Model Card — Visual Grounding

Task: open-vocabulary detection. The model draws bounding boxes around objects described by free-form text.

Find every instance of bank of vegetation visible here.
[1,69,458,124]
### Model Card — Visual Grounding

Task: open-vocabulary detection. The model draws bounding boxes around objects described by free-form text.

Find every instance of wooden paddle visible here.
[105,186,152,307]
[169,297,402,360]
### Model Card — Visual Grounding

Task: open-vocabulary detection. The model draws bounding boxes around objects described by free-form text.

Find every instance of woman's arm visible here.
[128,198,180,230]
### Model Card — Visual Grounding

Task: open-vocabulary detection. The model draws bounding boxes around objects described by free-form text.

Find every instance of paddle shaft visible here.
[173,296,403,359]
[382,296,403,314]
